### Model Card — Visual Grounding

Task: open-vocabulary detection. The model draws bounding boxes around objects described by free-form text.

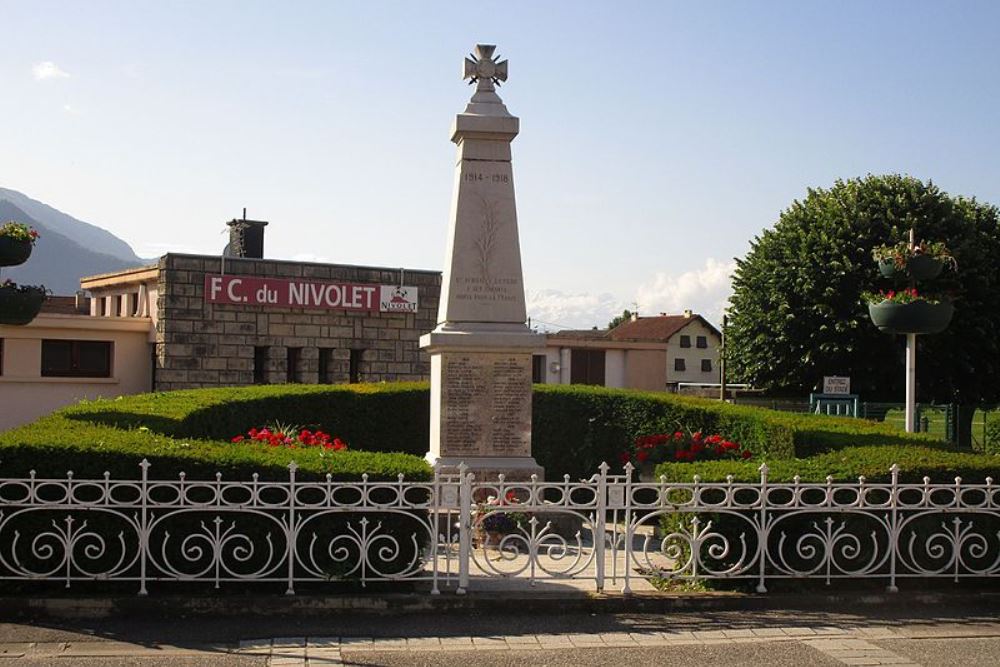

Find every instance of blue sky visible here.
[3,1,999,328]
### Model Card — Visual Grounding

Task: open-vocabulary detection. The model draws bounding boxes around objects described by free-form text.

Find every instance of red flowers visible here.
[231,425,348,451]
[621,429,753,466]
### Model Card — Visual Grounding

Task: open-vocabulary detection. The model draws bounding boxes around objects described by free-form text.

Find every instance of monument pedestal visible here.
[422,328,544,481]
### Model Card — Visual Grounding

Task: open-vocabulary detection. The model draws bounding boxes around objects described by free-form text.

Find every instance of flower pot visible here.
[877,258,899,278]
[637,462,659,482]
[0,288,46,325]
[868,299,954,335]
[0,237,32,267]
[906,255,944,281]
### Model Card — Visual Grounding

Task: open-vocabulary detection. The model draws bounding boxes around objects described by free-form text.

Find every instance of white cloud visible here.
[62,104,81,115]
[526,289,627,331]
[634,258,736,327]
[32,61,70,81]
[526,258,736,332]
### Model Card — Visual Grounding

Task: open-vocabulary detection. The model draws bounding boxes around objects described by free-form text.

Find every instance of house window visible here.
[570,349,605,385]
[41,340,112,378]
[318,348,333,384]
[286,347,301,383]
[696,336,708,349]
[674,358,686,372]
[349,349,364,384]
[679,335,691,348]
[701,359,713,372]
[532,355,546,384]
[253,346,268,384]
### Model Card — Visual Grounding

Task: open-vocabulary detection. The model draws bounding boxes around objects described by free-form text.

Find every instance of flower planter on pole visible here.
[868,299,954,335]
[867,231,954,433]
[0,237,32,267]
[0,287,46,325]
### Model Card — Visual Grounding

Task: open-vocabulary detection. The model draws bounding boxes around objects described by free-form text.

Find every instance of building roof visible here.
[607,314,721,342]
[39,296,86,315]
[546,328,610,341]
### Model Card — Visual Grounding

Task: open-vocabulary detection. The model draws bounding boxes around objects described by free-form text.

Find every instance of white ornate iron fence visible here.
[1,460,998,595]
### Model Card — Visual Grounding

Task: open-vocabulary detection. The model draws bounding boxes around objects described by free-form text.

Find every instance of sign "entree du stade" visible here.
[203,274,419,313]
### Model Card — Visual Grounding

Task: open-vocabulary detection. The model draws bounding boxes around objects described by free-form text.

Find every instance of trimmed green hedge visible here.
[0,383,432,481]
[654,445,1000,484]
[0,382,959,481]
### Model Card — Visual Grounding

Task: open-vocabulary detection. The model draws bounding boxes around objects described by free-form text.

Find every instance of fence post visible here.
[595,462,608,592]
[621,462,634,595]
[457,463,471,595]
[887,464,899,593]
[138,459,150,596]
[285,461,297,596]
[756,463,769,593]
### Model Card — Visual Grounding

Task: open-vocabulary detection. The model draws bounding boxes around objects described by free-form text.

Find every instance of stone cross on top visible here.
[463,44,508,93]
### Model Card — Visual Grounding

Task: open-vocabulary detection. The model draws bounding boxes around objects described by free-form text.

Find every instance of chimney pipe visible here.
[226,213,268,259]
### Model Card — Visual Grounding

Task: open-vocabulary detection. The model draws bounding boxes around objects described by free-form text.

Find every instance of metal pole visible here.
[719,315,727,401]
[905,333,917,433]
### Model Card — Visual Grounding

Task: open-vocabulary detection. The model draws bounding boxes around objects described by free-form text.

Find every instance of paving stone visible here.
[437,636,474,646]
[369,638,408,650]
[779,627,818,636]
[566,634,606,646]
[238,638,271,652]
[721,629,756,638]
[307,637,340,648]
[273,637,307,648]
[750,628,789,638]
[598,633,636,646]
[471,636,508,648]
[628,632,668,646]
[339,637,373,647]
[503,635,540,645]
[692,630,728,640]
[406,637,443,649]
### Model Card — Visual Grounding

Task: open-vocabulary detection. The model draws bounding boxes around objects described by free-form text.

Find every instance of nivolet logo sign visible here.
[204,275,418,313]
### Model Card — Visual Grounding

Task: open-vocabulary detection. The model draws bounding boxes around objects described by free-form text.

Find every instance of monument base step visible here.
[427,455,544,482]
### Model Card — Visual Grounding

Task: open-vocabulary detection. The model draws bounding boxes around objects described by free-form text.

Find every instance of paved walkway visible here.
[3,606,1000,665]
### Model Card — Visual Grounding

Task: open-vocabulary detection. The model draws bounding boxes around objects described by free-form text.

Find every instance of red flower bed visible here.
[231,425,348,451]
[620,430,751,466]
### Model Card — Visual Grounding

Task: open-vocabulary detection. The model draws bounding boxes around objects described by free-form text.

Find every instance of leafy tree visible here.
[607,309,633,329]
[727,175,1000,445]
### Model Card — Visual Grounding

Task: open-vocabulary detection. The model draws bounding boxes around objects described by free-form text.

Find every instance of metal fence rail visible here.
[1,461,998,595]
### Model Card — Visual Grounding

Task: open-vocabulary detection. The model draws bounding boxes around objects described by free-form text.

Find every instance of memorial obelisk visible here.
[420,44,545,480]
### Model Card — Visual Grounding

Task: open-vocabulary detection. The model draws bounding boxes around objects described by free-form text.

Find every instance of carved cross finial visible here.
[463,44,508,92]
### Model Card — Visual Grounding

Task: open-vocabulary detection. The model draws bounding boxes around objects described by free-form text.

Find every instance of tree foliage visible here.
[607,309,633,329]
[727,175,1000,403]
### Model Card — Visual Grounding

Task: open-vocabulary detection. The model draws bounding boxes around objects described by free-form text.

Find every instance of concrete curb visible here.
[4,590,1000,621]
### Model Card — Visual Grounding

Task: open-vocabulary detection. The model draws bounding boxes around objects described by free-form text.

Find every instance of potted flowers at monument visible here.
[621,430,752,481]
[0,221,40,266]
[0,280,48,325]
[872,239,956,280]
[864,287,954,335]
[474,490,529,549]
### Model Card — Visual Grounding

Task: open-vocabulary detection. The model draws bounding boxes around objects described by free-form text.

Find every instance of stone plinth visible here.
[422,44,543,481]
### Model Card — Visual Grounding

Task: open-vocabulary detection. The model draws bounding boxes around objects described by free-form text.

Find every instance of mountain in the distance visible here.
[0,189,149,295]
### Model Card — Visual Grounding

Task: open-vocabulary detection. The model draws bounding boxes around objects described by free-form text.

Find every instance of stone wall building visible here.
[148,253,440,390]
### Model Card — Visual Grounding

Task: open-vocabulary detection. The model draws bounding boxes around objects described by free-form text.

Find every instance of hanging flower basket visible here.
[906,254,945,281]
[877,258,898,278]
[0,283,47,325]
[868,299,954,335]
[0,236,33,267]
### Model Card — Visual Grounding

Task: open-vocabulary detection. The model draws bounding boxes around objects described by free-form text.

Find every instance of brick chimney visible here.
[226,211,268,259]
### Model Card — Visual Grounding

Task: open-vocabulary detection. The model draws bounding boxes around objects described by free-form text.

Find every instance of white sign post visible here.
[823,376,851,395]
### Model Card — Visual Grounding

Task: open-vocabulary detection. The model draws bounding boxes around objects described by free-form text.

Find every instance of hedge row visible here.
[0,382,956,481]
[0,384,432,481]
[654,445,1000,484]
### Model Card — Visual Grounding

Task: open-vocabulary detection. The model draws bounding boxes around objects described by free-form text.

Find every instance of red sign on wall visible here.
[203,275,419,313]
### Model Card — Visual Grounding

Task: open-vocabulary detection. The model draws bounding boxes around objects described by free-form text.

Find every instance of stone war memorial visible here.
[420,44,545,481]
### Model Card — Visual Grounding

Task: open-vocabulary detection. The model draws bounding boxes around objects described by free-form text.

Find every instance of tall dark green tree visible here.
[727,175,1000,442]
